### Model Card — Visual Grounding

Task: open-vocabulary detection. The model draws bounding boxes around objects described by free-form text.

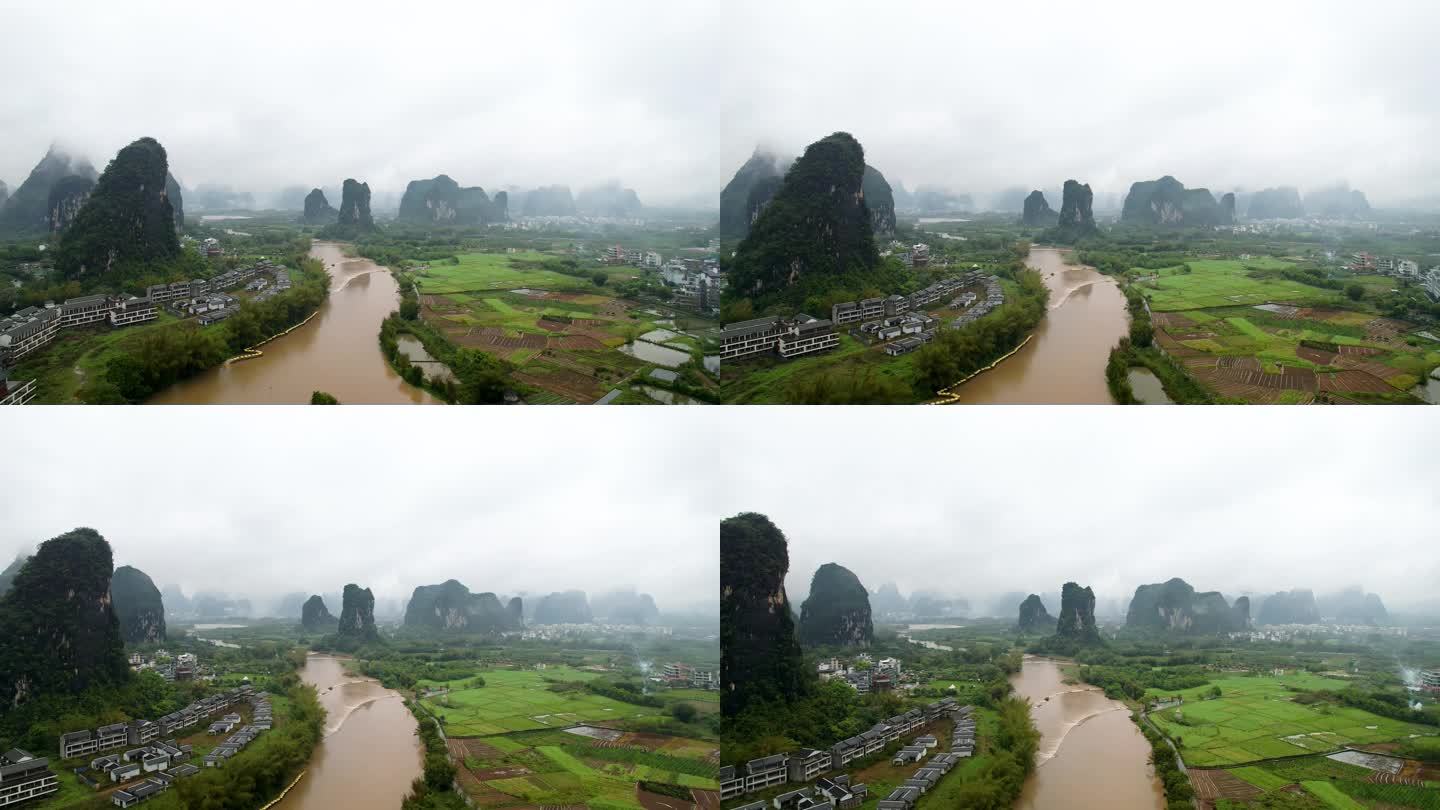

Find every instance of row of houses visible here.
[719,698,963,801]
[60,684,255,759]
[149,260,290,327]
[0,749,56,808]
[719,314,839,361]
[203,692,273,769]
[109,763,202,808]
[875,705,976,810]
[949,277,1005,330]
[0,260,293,373]
[0,366,35,405]
[0,293,159,365]
[829,270,989,327]
[87,739,190,785]
[730,774,869,810]
[104,693,268,806]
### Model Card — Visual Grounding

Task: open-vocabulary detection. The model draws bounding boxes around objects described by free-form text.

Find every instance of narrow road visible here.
[1139,709,1187,774]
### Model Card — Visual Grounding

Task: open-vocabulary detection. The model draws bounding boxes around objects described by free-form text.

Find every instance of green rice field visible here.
[1301,781,1366,809]
[423,668,719,809]
[1137,258,1340,311]
[1147,675,1436,767]
[411,252,597,294]
[409,258,718,404]
[419,667,666,736]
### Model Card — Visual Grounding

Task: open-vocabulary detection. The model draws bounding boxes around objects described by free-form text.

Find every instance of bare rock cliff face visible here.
[337,179,375,229]
[1058,179,1097,233]
[338,583,379,641]
[1055,581,1099,640]
[403,580,523,633]
[47,175,95,233]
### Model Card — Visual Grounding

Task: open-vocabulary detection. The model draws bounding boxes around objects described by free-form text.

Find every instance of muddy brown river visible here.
[949,248,1128,404]
[150,242,439,404]
[273,654,423,810]
[1012,656,1163,810]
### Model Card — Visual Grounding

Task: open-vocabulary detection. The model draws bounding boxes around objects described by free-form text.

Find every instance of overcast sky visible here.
[8,2,1433,211]
[715,408,1440,613]
[0,0,720,206]
[0,409,716,615]
[719,0,1439,207]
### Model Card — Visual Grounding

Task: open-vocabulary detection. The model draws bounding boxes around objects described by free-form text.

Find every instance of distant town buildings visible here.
[1424,267,1440,300]
[818,656,905,694]
[519,622,673,641]
[660,257,722,315]
[661,662,718,690]
[910,244,931,268]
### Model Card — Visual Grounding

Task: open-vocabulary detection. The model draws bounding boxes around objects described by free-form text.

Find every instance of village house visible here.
[910,244,931,267]
[111,776,168,807]
[719,766,743,800]
[814,775,866,810]
[1424,267,1440,301]
[787,749,830,783]
[877,785,919,810]
[776,316,839,358]
[742,754,789,793]
[0,749,57,808]
[891,746,927,766]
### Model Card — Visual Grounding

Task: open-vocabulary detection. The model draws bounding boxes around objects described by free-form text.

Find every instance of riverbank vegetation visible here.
[401,700,467,810]
[378,301,513,404]
[1135,711,1194,806]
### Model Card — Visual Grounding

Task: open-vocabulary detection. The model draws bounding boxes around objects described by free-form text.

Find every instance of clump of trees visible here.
[378,309,513,404]
[1078,663,1210,700]
[1136,712,1193,806]
[401,702,467,810]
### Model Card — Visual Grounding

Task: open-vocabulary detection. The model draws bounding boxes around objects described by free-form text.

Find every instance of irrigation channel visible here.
[271,653,423,810]
[1011,656,1164,810]
[945,248,1129,404]
[151,242,440,404]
